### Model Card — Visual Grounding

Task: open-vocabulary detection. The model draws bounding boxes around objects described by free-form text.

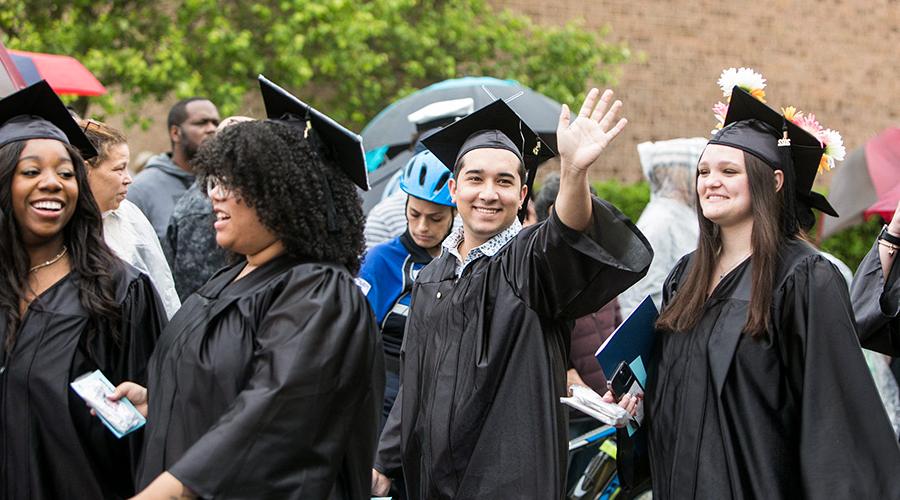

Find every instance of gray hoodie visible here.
[127,153,195,242]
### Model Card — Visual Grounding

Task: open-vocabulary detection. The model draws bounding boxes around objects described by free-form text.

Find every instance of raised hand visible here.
[557,88,627,172]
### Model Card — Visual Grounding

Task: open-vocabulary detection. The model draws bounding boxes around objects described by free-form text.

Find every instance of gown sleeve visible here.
[503,197,653,321]
[167,268,382,499]
[851,241,900,355]
[114,272,168,386]
[374,384,403,477]
[778,255,900,498]
[79,271,167,494]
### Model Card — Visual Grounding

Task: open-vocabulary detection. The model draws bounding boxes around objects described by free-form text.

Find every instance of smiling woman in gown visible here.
[613,69,900,499]
[115,78,384,499]
[0,81,166,499]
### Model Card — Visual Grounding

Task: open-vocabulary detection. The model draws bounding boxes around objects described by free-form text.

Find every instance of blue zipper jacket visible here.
[358,231,433,365]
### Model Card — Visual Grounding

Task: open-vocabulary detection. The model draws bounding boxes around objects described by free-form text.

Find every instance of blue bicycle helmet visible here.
[398,151,455,207]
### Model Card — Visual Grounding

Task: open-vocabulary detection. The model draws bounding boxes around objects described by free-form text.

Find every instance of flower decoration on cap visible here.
[712,67,767,133]
[717,67,767,101]
[781,105,846,173]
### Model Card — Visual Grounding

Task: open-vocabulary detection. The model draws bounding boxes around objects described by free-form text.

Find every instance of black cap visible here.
[0,80,97,159]
[258,75,369,190]
[709,86,836,217]
[421,98,556,218]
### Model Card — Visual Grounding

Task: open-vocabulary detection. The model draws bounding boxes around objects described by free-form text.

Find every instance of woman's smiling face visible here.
[12,139,79,246]
[696,144,752,228]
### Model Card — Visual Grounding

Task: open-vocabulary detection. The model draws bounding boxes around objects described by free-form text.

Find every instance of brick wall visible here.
[495,0,900,184]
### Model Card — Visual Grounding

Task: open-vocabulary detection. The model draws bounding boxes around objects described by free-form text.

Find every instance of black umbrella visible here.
[360,76,562,212]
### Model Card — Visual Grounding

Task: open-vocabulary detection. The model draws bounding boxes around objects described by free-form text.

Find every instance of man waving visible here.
[373,89,653,499]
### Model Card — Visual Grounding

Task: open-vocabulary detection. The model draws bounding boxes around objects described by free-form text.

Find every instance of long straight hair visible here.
[656,152,788,337]
[0,140,123,351]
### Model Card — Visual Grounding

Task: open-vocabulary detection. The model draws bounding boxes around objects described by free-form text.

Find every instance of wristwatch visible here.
[879,225,900,246]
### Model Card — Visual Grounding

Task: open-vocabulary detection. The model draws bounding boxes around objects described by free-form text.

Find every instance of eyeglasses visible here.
[205,176,234,198]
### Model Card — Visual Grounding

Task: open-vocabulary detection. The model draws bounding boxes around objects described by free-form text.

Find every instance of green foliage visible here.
[592,180,649,222]
[1,0,628,128]
[819,217,883,272]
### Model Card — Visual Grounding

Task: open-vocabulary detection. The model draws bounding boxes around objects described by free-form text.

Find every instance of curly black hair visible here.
[0,140,123,351]
[192,120,366,273]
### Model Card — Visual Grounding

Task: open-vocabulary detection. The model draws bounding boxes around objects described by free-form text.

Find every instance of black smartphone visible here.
[609,361,638,398]
[608,361,645,427]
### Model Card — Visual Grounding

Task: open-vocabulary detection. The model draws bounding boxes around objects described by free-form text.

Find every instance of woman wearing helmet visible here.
[358,149,456,426]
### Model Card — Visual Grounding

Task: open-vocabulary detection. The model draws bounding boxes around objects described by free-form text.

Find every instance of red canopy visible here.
[865,183,900,222]
[862,128,900,223]
[7,49,106,96]
[866,128,900,197]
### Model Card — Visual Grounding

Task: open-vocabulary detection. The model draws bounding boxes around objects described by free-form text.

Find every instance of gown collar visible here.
[196,253,307,299]
[705,256,753,397]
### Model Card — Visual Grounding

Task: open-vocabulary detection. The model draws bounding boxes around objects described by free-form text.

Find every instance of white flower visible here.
[822,128,846,162]
[717,67,767,97]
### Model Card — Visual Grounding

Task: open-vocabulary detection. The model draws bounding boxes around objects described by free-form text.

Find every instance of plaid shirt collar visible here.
[442,219,522,276]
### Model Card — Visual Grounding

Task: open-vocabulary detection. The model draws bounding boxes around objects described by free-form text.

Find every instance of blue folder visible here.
[594,295,658,386]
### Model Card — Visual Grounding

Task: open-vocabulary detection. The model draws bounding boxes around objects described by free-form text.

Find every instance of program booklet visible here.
[560,385,630,427]
[70,370,146,438]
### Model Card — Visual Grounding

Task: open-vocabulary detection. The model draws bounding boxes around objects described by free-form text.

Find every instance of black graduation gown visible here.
[851,241,900,355]
[636,239,900,499]
[137,254,385,499]
[376,198,652,499]
[0,263,166,500]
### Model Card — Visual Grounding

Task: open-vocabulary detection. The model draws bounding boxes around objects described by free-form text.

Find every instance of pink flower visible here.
[794,112,824,139]
[712,101,728,124]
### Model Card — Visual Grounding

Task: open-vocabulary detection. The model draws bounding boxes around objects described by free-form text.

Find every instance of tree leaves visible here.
[1,0,628,129]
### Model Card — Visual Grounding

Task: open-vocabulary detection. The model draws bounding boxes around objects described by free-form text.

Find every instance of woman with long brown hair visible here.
[616,69,900,499]
[0,81,166,499]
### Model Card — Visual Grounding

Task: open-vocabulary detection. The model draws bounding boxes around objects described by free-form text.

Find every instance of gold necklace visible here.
[29,246,68,273]
[717,252,752,280]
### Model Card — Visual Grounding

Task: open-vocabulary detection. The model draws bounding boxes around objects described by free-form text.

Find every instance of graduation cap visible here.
[258,75,369,191]
[709,86,837,217]
[421,98,556,220]
[0,80,97,159]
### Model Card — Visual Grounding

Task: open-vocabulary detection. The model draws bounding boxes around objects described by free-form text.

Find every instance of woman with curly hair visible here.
[0,82,167,499]
[80,118,181,318]
[116,82,384,499]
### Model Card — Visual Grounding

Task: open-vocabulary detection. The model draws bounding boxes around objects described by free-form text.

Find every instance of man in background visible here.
[617,137,706,317]
[128,97,220,241]
[164,115,251,300]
